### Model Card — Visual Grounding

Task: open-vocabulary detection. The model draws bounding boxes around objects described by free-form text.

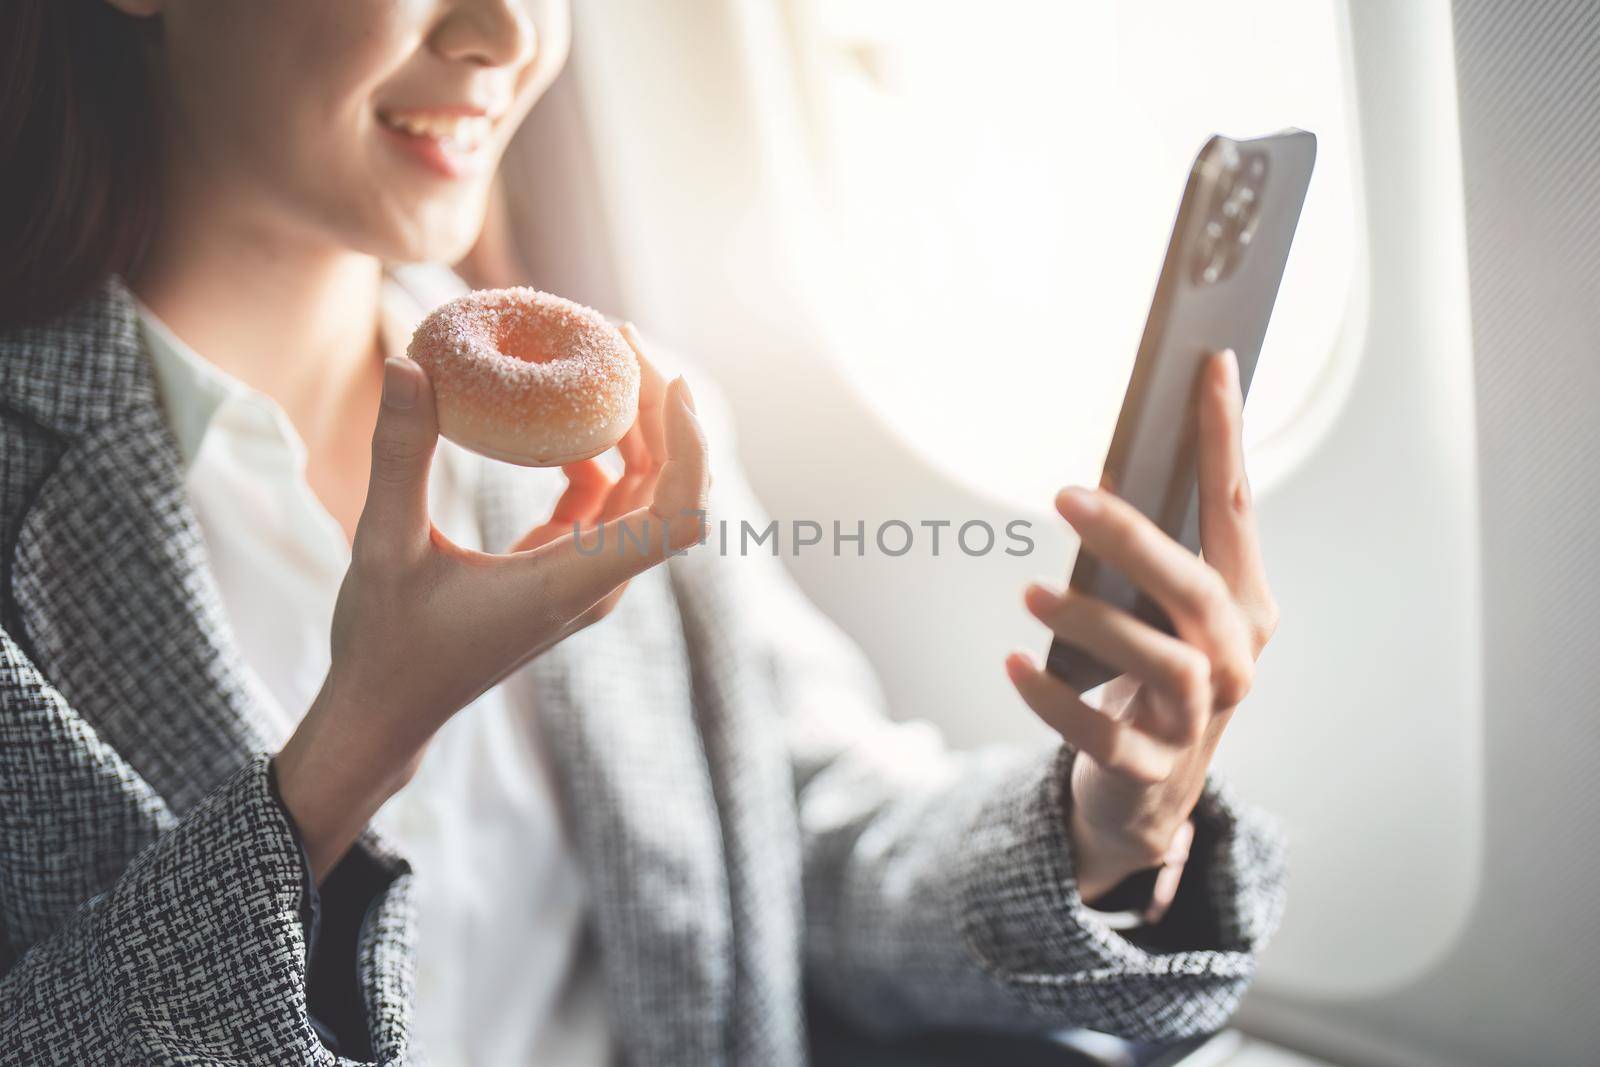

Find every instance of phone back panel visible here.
[1047,130,1316,691]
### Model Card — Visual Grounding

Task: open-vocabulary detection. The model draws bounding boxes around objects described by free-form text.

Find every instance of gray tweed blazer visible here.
[0,280,1287,1065]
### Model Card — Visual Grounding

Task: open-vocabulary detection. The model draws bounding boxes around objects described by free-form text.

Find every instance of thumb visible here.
[356,357,439,560]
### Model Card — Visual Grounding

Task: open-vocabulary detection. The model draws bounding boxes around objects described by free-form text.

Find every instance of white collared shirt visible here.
[137,267,611,1067]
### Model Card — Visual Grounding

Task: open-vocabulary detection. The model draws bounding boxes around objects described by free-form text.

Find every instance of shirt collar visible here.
[136,298,248,468]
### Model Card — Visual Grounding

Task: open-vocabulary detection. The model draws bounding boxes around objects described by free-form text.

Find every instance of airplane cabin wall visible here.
[500,1,1600,1062]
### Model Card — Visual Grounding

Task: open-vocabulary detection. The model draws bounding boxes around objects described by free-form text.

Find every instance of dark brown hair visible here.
[1,2,160,327]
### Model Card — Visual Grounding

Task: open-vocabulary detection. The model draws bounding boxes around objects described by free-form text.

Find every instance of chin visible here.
[366,200,489,267]
[408,226,482,267]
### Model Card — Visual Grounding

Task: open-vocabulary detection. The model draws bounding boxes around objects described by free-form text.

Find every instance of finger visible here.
[517,377,709,615]
[615,391,661,472]
[551,460,614,528]
[642,377,710,549]
[1144,819,1195,924]
[1196,349,1268,597]
[1024,583,1210,743]
[620,323,670,468]
[599,410,667,524]
[588,376,709,575]
[592,362,687,526]
[511,460,614,552]
[1005,652,1172,783]
[598,465,659,525]
[574,584,629,633]
[1057,486,1234,640]
[354,357,438,561]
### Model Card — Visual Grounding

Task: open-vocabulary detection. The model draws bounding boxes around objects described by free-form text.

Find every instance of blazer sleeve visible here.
[0,628,413,1065]
[680,385,1288,1043]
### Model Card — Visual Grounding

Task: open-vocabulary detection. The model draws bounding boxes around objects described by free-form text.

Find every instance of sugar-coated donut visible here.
[407,288,640,467]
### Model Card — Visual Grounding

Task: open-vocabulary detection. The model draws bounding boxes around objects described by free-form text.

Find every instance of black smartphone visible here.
[1046,130,1316,692]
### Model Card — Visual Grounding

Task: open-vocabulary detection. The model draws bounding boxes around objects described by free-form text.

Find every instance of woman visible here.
[0,2,1286,1065]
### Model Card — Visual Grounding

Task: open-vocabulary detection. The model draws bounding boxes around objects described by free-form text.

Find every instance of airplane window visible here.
[800,0,1358,507]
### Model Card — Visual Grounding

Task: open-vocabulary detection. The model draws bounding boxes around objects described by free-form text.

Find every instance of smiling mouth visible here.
[380,109,493,151]
[376,107,500,178]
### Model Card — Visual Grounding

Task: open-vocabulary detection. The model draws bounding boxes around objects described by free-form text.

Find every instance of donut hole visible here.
[494,319,561,365]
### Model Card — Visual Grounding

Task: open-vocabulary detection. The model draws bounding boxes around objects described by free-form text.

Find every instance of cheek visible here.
[167,2,394,156]
[162,1,435,234]
[159,0,510,263]
[275,16,408,175]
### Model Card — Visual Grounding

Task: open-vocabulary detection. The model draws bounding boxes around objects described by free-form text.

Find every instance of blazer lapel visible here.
[8,291,273,815]
[480,464,735,1067]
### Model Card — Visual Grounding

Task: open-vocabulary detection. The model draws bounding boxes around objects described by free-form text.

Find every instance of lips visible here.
[377,105,501,179]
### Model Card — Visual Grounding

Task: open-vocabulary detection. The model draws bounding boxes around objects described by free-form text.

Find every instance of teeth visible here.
[382,112,492,151]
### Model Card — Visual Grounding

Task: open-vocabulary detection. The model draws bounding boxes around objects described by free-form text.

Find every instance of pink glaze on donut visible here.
[407,287,640,466]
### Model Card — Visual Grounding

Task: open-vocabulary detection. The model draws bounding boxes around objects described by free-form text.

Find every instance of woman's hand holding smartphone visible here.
[1007,350,1279,903]
[275,330,709,882]
[1006,131,1311,906]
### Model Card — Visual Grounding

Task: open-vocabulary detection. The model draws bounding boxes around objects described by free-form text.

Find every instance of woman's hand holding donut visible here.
[275,337,708,882]
[511,326,683,626]
[1005,350,1279,907]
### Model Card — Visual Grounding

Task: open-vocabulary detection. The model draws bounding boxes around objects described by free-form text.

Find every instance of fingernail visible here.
[1023,582,1058,616]
[382,357,416,410]
[1056,486,1099,520]
[677,376,696,413]
[619,322,645,356]
[1218,348,1239,387]
[1004,651,1034,678]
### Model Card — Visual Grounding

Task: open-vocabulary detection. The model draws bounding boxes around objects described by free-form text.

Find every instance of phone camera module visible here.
[1192,148,1269,285]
